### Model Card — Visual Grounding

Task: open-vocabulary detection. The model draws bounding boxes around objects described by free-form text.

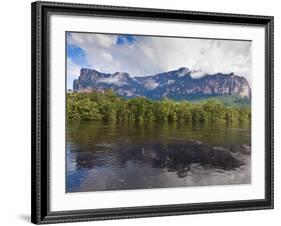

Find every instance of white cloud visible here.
[100,51,113,62]
[67,58,81,89]
[98,76,128,86]
[67,33,252,88]
[190,70,206,78]
[69,33,116,48]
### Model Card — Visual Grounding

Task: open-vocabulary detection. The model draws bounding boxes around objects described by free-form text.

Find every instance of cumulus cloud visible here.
[66,32,252,89]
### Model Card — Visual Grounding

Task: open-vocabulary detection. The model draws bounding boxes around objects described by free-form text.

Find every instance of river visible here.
[66,121,251,192]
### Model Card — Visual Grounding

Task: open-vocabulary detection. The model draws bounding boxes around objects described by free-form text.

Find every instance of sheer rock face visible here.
[73,67,251,100]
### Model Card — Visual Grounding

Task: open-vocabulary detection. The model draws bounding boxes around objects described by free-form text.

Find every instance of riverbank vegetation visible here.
[67,90,251,123]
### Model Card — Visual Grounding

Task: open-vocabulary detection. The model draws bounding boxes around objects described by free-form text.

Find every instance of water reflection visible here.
[66,121,251,192]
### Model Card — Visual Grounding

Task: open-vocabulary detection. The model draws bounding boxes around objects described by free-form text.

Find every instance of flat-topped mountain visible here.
[73,67,251,100]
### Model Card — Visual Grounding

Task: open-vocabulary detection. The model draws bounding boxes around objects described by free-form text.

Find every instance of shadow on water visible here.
[66,121,251,192]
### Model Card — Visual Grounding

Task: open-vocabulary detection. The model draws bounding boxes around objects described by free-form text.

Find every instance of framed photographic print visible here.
[31,1,274,224]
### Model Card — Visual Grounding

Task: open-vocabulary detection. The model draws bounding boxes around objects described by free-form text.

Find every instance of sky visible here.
[66,32,252,89]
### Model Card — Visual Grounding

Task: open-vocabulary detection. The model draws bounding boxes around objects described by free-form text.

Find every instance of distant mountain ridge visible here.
[73,67,251,100]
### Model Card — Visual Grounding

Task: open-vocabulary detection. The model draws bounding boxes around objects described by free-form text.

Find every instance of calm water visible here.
[66,121,251,192]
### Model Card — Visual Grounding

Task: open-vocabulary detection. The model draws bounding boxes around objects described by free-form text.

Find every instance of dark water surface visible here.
[66,121,251,192]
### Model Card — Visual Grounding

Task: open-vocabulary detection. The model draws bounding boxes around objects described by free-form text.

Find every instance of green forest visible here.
[66,90,251,124]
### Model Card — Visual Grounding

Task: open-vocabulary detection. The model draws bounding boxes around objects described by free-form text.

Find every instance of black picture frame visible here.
[31,1,274,224]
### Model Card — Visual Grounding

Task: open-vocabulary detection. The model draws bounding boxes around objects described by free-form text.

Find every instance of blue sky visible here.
[67,34,136,67]
[67,45,88,66]
[66,32,252,89]
[116,35,136,45]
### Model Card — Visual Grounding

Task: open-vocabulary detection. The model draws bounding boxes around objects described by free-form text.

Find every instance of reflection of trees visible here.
[67,120,251,148]
[67,121,250,178]
[73,140,246,178]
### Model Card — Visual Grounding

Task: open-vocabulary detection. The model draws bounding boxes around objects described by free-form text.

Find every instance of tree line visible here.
[66,90,251,124]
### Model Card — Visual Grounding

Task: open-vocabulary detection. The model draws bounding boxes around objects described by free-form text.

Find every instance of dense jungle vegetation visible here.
[66,90,251,124]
